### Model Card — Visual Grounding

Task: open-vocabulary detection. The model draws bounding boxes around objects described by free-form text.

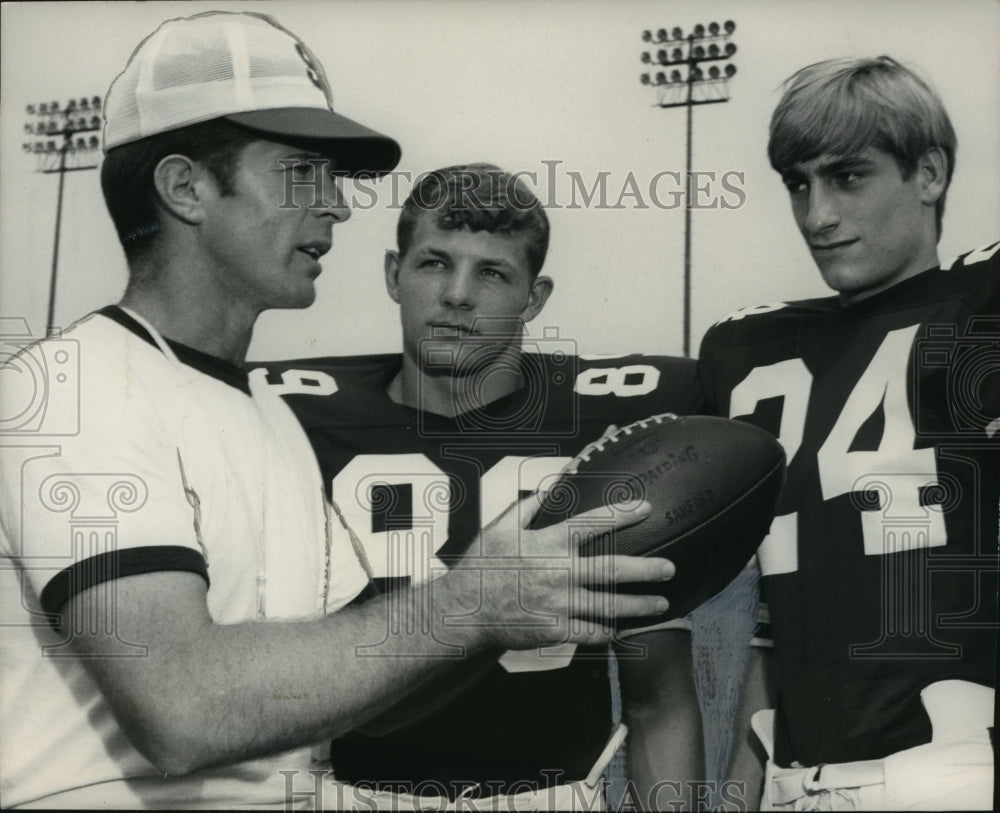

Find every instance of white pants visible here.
[753,680,994,811]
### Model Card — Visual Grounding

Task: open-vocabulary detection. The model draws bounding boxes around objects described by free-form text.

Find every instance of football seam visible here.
[567,412,680,472]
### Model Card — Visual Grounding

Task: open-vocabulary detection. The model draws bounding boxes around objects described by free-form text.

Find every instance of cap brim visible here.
[226,108,401,176]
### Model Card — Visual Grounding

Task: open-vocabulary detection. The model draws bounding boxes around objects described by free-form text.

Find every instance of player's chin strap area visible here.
[752,680,995,811]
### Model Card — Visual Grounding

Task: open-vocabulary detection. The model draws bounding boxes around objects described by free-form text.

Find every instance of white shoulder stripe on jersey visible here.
[941,239,1000,270]
[713,301,790,326]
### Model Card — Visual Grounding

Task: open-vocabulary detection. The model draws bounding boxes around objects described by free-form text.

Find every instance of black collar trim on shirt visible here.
[97,305,251,395]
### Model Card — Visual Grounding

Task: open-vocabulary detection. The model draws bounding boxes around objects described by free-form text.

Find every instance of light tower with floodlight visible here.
[22,96,103,334]
[640,21,737,356]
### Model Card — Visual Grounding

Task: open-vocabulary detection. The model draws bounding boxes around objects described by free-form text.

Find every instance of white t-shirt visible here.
[0,308,368,808]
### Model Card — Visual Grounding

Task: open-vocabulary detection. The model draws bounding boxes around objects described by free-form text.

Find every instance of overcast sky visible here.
[2,0,998,360]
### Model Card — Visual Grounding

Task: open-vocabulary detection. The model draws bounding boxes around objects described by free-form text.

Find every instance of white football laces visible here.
[566,412,680,471]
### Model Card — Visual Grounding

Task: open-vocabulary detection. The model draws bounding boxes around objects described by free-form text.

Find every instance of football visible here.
[529,413,785,623]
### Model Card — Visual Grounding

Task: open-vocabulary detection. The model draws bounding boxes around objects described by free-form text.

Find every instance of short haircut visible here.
[768,56,957,236]
[397,164,550,277]
[100,118,260,270]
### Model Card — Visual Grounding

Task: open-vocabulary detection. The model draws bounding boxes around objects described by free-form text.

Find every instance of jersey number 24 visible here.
[729,325,946,576]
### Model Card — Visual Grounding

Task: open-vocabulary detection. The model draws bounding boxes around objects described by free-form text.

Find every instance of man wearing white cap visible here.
[0,12,673,809]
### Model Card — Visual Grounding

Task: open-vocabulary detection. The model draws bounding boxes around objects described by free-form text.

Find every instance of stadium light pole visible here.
[22,96,103,335]
[640,21,737,357]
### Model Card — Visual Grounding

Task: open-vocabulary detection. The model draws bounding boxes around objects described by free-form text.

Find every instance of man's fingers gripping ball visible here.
[529,413,786,624]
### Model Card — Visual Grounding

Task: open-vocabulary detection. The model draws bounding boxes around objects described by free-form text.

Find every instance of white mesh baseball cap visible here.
[103,10,400,175]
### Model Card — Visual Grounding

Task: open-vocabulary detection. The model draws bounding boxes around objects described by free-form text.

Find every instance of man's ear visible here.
[522,275,553,322]
[917,147,948,206]
[153,154,210,225]
[384,250,402,303]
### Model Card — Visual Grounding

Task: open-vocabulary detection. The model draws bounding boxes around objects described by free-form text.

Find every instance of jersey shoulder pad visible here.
[710,301,793,327]
[577,352,694,376]
[572,353,702,415]
[941,240,1000,312]
[255,353,398,379]
[941,239,1000,272]
[699,295,838,362]
[249,354,400,400]
[248,353,401,384]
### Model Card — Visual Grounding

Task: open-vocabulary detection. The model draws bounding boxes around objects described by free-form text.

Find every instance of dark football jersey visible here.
[697,241,1000,768]
[253,351,702,794]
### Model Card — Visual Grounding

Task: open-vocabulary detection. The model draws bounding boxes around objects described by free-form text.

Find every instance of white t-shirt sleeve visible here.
[0,329,204,617]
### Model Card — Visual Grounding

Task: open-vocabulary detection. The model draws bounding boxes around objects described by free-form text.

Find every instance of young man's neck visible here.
[836,244,940,307]
[389,352,525,417]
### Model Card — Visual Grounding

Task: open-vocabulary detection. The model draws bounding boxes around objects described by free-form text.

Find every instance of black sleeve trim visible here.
[40,546,210,623]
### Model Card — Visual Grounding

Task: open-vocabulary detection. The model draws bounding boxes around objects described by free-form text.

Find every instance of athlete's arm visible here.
[616,628,704,811]
[64,499,674,776]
